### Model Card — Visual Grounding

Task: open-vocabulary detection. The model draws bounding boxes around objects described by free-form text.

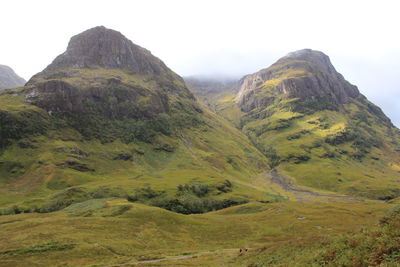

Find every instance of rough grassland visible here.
[0,200,391,266]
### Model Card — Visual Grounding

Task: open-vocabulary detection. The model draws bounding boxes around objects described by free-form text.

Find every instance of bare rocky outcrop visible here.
[0,65,26,90]
[25,79,170,118]
[236,49,360,112]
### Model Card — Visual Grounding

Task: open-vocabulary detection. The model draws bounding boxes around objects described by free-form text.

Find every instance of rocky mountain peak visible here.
[236,49,360,112]
[38,26,170,76]
[23,26,198,128]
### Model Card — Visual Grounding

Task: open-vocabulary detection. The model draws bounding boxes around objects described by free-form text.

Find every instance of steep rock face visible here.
[0,65,26,89]
[236,49,359,112]
[25,78,170,119]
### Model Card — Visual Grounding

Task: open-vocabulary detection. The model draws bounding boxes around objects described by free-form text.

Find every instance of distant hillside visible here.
[0,65,25,89]
[184,75,240,102]
[185,76,243,127]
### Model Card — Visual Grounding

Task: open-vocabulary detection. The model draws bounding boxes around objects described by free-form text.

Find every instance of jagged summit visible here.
[236,49,359,111]
[0,65,26,89]
[33,26,171,78]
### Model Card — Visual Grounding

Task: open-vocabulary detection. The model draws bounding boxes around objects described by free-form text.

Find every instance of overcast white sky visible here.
[1,0,399,126]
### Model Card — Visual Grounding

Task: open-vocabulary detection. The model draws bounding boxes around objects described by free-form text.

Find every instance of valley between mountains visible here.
[0,26,399,266]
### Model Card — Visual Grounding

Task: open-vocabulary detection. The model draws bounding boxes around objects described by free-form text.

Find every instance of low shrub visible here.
[127,181,242,214]
[151,196,247,215]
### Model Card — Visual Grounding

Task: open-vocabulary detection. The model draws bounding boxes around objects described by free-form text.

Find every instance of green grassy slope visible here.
[241,96,400,199]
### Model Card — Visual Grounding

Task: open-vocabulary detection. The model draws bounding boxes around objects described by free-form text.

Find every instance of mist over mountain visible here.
[181,52,400,128]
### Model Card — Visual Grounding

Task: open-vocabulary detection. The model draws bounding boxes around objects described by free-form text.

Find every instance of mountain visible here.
[0,30,399,266]
[0,65,25,89]
[23,26,201,144]
[188,49,400,200]
[235,49,359,109]
[0,26,274,216]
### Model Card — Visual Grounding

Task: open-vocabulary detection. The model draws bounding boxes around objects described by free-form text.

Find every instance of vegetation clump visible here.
[263,146,281,168]
[290,97,339,113]
[127,181,245,214]
[0,110,49,149]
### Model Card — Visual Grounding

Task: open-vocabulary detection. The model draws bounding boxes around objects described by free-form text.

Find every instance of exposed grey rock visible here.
[25,78,170,119]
